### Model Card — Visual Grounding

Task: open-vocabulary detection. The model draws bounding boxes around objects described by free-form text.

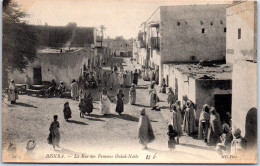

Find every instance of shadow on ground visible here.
[67,120,88,125]
[15,102,38,108]
[88,113,139,122]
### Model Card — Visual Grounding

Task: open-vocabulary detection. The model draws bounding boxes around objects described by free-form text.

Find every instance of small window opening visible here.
[220,20,223,24]
[202,28,205,33]
[177,22,180,26]
[210,22,213,26]
[224,27,226,33]
[238,28,241,39]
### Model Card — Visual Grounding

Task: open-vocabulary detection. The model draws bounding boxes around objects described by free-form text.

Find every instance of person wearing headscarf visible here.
[103,72,108,87]
[231,128,247,156]
[129,84,136,105]
[118,71,124,87]
[170,104,183,144]
[48,115,60,150]
[207,107,222,145]
[133,69,139,85]
[126,71,131,87]
[198,104,210,141]
[138,108,155,150]
[149,84,157,110]
[216,122,233,155]
[85,93,93,115]
[57,81,66,97]
[160,78,167,93]
[149,68,154,83]
[70,79,79,100]
[115,89,125,115]
[109,71,115,90]
[100,89,111,115]
[8,79,18,104]
[24,74,31,90]
[167,124,178,150]
[167,88,176,109]
[183,100,196,136]
[63,102,72,121]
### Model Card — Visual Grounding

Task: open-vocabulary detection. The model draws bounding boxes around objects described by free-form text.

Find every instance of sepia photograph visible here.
[2,0,258,164]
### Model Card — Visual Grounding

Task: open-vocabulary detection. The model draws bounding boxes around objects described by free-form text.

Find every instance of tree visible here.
[3,0,38,75]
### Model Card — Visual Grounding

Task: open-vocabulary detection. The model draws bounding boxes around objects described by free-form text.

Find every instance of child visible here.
[78,98,87,118]
[63,102,72,121]
[167,125,178,151]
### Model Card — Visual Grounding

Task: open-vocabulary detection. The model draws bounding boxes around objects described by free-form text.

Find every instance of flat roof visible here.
[37,47,83,54]
[165,63,232,80]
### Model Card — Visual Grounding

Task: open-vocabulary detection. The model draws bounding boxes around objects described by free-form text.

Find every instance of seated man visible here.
[57,81,66,97]
[47,79,57,97]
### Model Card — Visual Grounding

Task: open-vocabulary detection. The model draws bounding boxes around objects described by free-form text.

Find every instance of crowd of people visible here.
[7,62,246,156]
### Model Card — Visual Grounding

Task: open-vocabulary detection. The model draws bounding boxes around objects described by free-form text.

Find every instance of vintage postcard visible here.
[2,0,257,164]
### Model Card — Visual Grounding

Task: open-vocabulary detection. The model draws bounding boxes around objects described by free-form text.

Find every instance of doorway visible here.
[33,67,42,85]
[214,94,232,123]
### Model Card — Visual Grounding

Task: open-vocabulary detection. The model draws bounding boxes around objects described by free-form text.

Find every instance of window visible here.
[238,28,241,39]
[202,28,205,33]
[177,22,180,26]
[210,22,213,26]
[224,27,226,33]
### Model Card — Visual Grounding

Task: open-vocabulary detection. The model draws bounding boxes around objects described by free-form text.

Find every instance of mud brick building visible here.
[135,4,228,84]
[227,1,257,152]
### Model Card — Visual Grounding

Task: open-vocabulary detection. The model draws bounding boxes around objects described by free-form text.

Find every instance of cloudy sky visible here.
[17,0,233,39]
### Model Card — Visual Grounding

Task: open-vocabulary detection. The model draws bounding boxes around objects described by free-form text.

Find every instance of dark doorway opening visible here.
[214,94,232,123]
[33,67,42,85]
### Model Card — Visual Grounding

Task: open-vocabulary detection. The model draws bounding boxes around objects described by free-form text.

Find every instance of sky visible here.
[16,0,233,39]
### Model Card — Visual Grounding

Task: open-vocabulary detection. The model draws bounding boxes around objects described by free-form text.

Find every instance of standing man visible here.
[25,74,31,89]
[8,79,18,104]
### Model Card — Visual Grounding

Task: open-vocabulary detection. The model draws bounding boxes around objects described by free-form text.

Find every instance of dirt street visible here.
[2,58,224,163]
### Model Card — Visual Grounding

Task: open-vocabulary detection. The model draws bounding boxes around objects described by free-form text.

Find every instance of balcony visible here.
[148,37,160,49]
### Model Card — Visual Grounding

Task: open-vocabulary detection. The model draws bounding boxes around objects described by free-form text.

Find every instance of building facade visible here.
[137,4,228,84]
[227,1,257,154]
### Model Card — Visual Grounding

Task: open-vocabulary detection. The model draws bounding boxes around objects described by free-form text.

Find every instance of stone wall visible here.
[226,1,257,64]
[8,47,93,89]
[232,60,257,149]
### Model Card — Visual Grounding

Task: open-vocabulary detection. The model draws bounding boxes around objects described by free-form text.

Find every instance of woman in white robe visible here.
[70,79,79,100]
[118,72,124,87]
[138,108,155,149]
[8,79,18,104]
[100,89,111,115]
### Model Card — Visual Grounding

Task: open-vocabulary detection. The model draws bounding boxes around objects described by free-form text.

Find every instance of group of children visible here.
[62,92,94,121]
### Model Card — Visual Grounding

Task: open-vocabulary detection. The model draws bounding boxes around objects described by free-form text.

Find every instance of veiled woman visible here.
[48,115,60,150]
[129,84,136,105]
[100,89,111,115]
[183,100,196,136]
[138,108,155,150]
[85,93,93,115]
[149,84,157,110]
[115,89,125,115]
[207,107,222,145]
[171,104,183,144]
[198,104,210,142]
[8,79,18,104]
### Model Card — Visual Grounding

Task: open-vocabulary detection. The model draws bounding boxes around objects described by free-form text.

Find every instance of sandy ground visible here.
[2,58,232,163]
